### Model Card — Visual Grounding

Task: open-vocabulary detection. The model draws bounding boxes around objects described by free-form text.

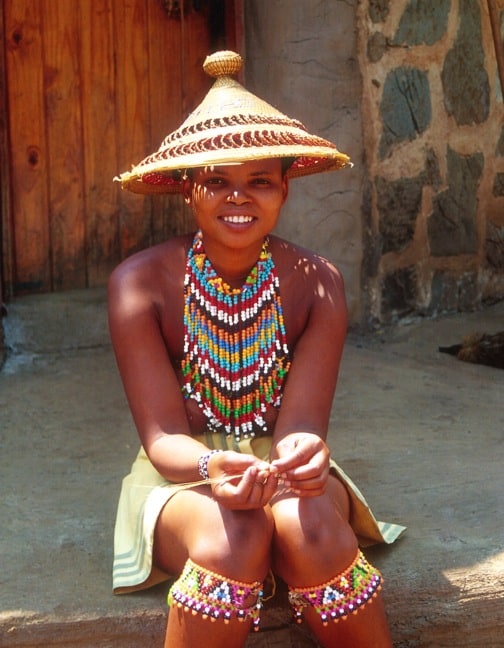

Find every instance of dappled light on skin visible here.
[187,178,210,204]
[184,163,287,208]
[316,282,327,299]
[316,258,342,305]
[115,281,147,317]
[292,254,341,305]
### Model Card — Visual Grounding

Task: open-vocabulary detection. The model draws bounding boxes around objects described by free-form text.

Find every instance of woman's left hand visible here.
[270,432,330,497]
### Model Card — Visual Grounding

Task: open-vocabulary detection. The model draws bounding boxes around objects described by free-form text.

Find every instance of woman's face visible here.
[183,159,288,249]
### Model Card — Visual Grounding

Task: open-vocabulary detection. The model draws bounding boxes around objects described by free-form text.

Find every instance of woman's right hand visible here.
[207,451,279,510]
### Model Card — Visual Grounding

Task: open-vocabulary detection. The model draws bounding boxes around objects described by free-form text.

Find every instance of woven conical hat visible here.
[117,50,351,194]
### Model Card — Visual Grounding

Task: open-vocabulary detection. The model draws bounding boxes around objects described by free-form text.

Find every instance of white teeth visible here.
[222,215,253,223]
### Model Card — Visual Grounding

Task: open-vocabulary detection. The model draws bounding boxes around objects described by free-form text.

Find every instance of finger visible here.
[212,463,256,495]
[246,466,280,507]
[281,467,329,494]
[271,448,307,473]
[278,463,322,484]
[285,485,327,498]
[221,453,264,474]
[272,439,326,474]
[261,471,280,502]
[234,465,260,499]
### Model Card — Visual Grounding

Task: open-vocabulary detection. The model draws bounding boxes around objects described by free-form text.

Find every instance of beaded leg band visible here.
[168,558,263,631]
[288,550,382,626]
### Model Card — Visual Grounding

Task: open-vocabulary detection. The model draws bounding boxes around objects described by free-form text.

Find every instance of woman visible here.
[110,51,404,648]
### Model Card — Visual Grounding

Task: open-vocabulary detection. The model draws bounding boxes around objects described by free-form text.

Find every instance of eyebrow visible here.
[250,169,275,176]
[203,167,274,177]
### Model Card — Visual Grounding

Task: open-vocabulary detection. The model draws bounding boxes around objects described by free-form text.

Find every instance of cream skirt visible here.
[113,434,405,594]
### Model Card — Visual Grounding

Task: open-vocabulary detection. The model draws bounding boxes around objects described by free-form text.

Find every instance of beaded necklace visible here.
[182,230,291,441]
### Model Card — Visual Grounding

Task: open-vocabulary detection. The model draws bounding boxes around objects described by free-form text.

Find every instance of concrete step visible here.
[1,287,110,370]
[0,587,317,648]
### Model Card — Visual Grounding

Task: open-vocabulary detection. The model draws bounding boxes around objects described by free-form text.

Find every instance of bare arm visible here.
[270,255,348,494]
[108,254,212,482]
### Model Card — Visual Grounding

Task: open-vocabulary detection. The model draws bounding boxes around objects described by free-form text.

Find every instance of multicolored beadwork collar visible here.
[181,231,291,440]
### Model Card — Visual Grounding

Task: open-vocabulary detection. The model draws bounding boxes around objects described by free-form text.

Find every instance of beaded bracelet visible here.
[197,449,223,480]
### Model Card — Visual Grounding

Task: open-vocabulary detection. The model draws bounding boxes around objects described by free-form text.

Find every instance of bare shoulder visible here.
[269,235,346,301]
[108,234,192,313]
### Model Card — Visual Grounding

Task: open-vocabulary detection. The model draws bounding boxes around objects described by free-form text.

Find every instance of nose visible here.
[226,186,250,204]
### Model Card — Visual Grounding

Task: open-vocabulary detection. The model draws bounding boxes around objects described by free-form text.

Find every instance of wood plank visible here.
[4,0,51,293]
[0,0,12,300]
[146,2,183,150]
[225,0,244,54]
[42,0,86,290]
[182,8,213,117]
[79,0,121,286]
[146,0,188,243]
[113,0,151,259]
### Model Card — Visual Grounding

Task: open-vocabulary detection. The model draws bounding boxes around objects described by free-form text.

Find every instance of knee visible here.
[273,496,357,567]
[192,507,274,578]
[273,497,330,548]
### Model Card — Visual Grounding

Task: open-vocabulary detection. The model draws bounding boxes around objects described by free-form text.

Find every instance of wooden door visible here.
[0,0,240,299]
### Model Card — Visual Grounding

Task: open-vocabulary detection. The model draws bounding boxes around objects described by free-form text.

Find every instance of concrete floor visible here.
[0,290,503,647]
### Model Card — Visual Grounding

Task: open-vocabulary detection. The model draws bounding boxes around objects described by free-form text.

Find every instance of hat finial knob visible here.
[203,50,243,78]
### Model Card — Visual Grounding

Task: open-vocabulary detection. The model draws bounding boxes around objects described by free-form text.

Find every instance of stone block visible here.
[392,0,450,46]
[367,31,387,63]
[497,126,504,157]
[485,222,504,269]
[429,270,479,314]
[428,148,482,256]
[441,0,490,125]
[381,266,417,319]
[368,0,391,24]
[379,67,431,159]
[376,175,423,253]
[492,173,504,197]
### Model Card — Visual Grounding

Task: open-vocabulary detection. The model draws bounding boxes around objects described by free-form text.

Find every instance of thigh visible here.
[153,487,208,575]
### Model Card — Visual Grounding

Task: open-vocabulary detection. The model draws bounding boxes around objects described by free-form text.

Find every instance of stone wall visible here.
[245,0,504,326]
[358,0,504,324]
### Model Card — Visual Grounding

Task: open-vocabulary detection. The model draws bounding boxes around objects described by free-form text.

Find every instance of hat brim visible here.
[117,147,351,195]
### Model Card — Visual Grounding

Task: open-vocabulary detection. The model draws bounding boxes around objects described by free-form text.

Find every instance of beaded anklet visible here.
[288,550,382,625]
[168,558,264,630]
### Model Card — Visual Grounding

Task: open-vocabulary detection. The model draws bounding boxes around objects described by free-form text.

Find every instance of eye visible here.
[251,177,271,185]
[204,176,225,186]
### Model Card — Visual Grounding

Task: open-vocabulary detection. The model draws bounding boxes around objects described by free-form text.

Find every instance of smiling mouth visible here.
[221,215,255,224]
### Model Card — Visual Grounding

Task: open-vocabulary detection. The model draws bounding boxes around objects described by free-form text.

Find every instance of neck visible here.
[199,234,266,288]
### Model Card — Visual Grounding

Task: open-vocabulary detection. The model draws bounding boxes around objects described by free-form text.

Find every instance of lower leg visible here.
[165,558,263,648]
[303,591,392,648]
[164,606,253,648]
[288,549,392,648]
[272,480,393,648]
[154,491,274,647]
